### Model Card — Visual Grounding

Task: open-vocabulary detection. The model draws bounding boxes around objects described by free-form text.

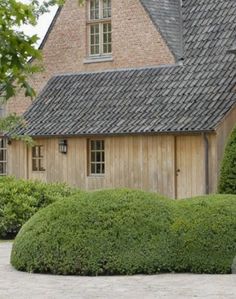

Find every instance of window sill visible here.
[83,56,113,64]
[88,174,105,178]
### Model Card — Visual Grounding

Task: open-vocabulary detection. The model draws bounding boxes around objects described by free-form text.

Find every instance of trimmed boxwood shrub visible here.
[10,190,236,275]
[218,126,236,194]
[0,176,76,239]
[11,189,175,275]
[170,194,236,274]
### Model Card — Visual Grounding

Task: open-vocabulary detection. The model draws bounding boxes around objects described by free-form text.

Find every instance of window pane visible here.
[90,0,99,20]
[91,46,95,55]
[90,24,100,55]
[32,159,38,171]
[96,151,101,161]
[0,139,6,149]
[89,140,105,175]
[103,23,112,54]
[96,140,101,150]
[0,162,6,175]
[32,145,45,171]
[96,163,101,174]
[39,146,44,158]
[103,45,108,53]
[103,0,111,18]
[32,146,37,158]
[0,150,6,162]
[39,159,45,171]
[96,163,105,174]
[91,163,96,174]
[91,152,96,162]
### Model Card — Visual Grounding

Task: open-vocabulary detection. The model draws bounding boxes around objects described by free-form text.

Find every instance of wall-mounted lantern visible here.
[59,139,68,154]
[227,47,236,55]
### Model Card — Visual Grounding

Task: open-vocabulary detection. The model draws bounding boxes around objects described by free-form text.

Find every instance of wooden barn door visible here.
[175,135,205,199]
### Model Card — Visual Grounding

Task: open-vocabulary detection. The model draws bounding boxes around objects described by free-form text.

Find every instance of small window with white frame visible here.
[88,0,112,57]
[88,140,105,175]
[32,145,45,172]
[0,138,7,176]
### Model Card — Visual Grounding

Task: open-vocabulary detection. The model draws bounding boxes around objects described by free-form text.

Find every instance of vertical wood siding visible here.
[8,134,214,199]
[216,105,236,174]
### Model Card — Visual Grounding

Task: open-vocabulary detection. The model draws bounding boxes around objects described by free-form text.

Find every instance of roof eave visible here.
[6,129,216,139]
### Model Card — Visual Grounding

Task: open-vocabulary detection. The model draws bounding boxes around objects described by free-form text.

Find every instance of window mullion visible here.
[100,22,103,55]
[99,0,103,19]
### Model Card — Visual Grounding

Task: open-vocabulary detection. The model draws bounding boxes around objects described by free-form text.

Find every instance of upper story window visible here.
[88,0,112,57]
[32,145,45,172]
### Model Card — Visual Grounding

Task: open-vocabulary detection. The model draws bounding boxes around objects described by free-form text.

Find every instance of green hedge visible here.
[11,190,236,275]
[218,126,236,194]
[0,176,76,239]
[171,195,236,273]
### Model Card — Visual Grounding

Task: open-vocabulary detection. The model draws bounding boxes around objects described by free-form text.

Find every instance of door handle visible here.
[176,169,180,176]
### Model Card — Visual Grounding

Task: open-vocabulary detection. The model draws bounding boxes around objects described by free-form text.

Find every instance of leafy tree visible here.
[0,0,65,135]
[0,0,63,100]
[218,126,236,194]
[0,0,85,135]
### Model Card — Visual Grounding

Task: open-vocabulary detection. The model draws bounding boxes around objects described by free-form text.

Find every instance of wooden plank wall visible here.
[207,133,218,193]
[7,134,216,198]
[216,105,236,175]
[176,136,205,199]
[7,141,27,179]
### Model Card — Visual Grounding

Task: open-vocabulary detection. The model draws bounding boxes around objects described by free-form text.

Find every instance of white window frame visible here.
[87,0,112,57]
[32,145,45,172]
[88,139,105,176]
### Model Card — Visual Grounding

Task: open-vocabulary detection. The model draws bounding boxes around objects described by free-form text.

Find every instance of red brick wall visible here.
[7,0,174,115]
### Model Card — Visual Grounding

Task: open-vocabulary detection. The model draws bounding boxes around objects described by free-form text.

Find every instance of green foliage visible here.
[0,0,41,100]
[0,176,76,239]
[0,0,64,101]
[171,195,236,273]
[218,126,236,194]
[0,114,35,145]
[10,190,236,275]
[11,189,174,275]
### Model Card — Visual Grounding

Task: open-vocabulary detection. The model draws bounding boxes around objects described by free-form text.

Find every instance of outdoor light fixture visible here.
[227,46,236,55]
[59,139,68,154]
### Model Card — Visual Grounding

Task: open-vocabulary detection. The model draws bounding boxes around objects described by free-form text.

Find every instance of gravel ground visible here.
[0,242,236,299]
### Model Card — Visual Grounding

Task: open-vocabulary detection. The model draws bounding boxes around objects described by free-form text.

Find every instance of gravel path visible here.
[1,242,236,299]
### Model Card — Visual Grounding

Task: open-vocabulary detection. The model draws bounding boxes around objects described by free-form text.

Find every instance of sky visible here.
[20,0,58,47]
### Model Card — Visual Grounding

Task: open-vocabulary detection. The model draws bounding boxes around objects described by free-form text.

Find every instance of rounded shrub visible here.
[11,189,175,275]
[0,176,76,239]
[10,190,236,275]
[218,126,236,194]
[171,194,236,274]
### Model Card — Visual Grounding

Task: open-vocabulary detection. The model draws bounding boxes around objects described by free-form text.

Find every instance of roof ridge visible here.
[53,63,182,78]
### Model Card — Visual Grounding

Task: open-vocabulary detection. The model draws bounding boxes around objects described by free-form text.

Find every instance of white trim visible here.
[84,56,113,64]
[87,0,112,58]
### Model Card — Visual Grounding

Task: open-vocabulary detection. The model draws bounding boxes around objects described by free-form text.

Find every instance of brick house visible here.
[3,0,236,198]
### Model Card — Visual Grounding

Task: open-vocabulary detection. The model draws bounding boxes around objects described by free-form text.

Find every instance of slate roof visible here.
[13,0,236,137]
